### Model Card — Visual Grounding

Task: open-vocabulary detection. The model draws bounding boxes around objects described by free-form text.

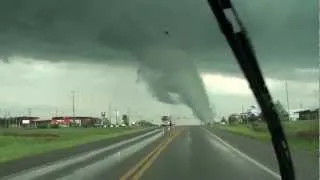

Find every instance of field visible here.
[0,127,144,163]
[211,120,318,152]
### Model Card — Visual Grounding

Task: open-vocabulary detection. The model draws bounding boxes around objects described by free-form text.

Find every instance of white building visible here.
[288,109,304,121]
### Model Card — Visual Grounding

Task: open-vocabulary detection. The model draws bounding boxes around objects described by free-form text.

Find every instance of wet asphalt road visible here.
[0,126,316,180]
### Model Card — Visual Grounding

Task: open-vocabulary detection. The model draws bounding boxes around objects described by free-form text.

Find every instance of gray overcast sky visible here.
[0,0,317,124]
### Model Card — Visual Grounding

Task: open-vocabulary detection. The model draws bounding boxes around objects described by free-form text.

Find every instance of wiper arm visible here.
[206,0,295,179]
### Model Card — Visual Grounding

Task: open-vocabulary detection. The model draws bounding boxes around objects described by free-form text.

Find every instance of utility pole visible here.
[108,103,112,124]
[71,91,75,118]
[115,108,118,125]
[285,80,290,114]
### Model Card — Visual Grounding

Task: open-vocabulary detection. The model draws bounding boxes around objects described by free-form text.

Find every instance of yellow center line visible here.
[119,129,179,180]
[119,128,184,180]
[132,129,183,180]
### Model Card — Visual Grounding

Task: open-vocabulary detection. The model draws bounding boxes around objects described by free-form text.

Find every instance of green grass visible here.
[213,124,271,141]
[210,121,318,152]
[0,127,145,163]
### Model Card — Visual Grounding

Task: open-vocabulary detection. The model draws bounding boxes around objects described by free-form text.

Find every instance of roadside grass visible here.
[214,124,271,141]
[0,127,145,163]
[210,120,318,152]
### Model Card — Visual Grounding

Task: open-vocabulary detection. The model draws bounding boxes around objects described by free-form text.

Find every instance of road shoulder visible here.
[207,127,318,180]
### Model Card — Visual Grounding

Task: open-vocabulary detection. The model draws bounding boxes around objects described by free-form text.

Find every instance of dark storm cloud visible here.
[0,0,220,60]
[0,0,316,121]
[0,0,316,67]
[1,55,9,63]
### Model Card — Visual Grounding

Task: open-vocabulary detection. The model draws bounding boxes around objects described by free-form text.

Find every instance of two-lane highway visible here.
[111,126,280,180]
[1,126,286,180]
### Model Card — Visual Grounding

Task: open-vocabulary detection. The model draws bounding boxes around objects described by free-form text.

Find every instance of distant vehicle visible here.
[161,115,173,127]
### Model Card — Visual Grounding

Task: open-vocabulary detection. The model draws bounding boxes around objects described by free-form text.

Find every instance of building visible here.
[51,116,72,127]
[51,116,101,127]
[288,109,304,121]
[295,108,319,121]
[0,116,40,128]
[31,119,52,128]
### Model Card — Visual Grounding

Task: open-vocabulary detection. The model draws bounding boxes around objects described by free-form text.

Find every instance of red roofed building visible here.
[51,116,72,126]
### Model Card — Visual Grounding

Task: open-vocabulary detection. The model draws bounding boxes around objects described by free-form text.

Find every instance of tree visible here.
[228,114,240,125]
[274,100,289,121]
[122,114,130,126]
[105,118,111,126]
[221,117,227,124]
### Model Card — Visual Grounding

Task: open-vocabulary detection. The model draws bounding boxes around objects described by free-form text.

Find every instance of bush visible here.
[37,124,49,129]
[70,122,80,127]
[50,124,60,128]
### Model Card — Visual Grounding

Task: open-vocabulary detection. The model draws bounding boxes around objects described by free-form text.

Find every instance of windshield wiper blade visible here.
[206,0,295,179]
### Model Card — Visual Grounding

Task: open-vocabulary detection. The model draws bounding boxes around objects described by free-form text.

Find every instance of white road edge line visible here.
[57,132,163,180]
[2,129,161,180]
[203,128,281,180]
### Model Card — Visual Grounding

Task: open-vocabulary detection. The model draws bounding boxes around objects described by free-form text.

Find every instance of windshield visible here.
[0,1,317,180]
